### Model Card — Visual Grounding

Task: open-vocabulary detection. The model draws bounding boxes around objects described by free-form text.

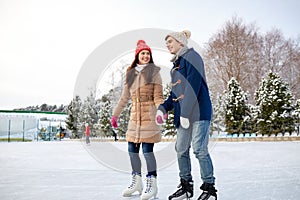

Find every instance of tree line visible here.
[218,71,299,135]
[204,16,299,104]
[65,16,300,138]
[204,16,300,136]
[16,16,300,138]
[64,70,300,139]
[14,104,67,113]
[64,85,177,139]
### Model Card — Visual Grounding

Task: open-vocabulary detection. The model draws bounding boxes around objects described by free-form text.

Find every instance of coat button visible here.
[172,94,184,102]
[171,79,181,87]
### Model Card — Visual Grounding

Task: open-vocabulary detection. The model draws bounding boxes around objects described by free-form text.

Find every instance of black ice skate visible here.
[168,178,193,200]
[198,183,217,200]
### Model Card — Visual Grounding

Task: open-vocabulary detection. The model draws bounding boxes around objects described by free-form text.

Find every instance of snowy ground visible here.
[0,140,299,200]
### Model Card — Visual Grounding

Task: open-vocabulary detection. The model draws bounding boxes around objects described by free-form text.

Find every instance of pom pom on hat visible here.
[182,30,191,39]
[135,40,152,56]
[165,30,191,46]
[137,39,146,46]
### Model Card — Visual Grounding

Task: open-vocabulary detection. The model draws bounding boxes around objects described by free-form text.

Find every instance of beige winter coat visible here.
[112,64,164,143]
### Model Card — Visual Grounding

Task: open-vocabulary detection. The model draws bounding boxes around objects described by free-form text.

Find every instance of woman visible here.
[111,40,163,199]
[85,123,90,145]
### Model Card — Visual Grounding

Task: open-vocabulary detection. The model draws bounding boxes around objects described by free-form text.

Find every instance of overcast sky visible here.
[0,0,299,110]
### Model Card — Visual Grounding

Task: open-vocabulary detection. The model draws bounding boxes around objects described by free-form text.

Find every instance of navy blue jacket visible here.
[159,48,212,128]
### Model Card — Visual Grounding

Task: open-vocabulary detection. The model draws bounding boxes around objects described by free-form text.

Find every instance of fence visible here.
[0,110,67,142]
[0,116,37,142]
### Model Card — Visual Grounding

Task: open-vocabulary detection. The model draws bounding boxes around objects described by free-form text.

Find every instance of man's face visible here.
[165,36,183,54]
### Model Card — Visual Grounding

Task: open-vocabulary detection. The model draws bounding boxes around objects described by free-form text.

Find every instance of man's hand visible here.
[180,116,190,129]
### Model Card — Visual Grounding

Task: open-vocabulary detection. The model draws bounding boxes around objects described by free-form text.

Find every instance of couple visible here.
[111,30,217,200]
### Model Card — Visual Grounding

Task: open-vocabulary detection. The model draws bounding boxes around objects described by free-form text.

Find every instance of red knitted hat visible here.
[135,40,152,56]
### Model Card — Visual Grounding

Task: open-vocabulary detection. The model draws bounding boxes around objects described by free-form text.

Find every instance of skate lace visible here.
[144,177,153,193]
[171,182,192,199]
[128,175,137,189]
[174,184,186,196]
[198,191,208,200]
[198,191,217,200]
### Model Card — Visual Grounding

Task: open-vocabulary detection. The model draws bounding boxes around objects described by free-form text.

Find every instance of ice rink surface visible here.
[0,140,299,200]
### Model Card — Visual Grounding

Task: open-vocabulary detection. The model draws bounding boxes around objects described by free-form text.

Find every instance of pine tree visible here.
[117,102,131,138]
[98,95,113,137]
[224,77,250,135]
[247,104,259,134]
[211,94,225,135]
[292,99,300,134]
[162,84,176,136]
[81,92,99,137]
[65,96,82,138]
[255,71,294,135]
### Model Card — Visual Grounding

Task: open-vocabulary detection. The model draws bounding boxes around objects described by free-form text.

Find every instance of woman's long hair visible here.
[126,52,154,88]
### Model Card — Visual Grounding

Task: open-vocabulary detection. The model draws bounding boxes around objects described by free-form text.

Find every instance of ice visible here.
[0,140,299,200]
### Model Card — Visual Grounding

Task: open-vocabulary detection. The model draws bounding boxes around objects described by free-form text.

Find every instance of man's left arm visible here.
[180,56,204,119]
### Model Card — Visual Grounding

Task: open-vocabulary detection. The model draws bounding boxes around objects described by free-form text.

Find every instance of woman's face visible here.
[138,50,151,65]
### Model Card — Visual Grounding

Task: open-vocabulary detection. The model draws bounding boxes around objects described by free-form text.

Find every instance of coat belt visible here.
[132,96,154,103]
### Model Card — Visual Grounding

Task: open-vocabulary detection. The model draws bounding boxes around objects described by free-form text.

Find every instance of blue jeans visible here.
[176,120,215,184]
[128,142,157,177]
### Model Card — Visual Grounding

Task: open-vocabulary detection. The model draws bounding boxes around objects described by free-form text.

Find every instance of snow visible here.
[0,141,299,200]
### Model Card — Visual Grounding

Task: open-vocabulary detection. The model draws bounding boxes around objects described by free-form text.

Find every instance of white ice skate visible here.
[141,175,157,200]
[122,173,143,197]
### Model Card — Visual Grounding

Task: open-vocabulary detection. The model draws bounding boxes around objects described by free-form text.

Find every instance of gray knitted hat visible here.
[165,30,191,45]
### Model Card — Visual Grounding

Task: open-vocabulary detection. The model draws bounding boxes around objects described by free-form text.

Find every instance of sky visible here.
[0,0,299,110]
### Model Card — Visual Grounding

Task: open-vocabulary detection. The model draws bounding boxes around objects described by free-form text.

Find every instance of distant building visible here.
[0,110,67,141]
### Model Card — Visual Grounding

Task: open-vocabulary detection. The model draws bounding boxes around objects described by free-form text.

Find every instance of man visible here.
[156,30,217,200]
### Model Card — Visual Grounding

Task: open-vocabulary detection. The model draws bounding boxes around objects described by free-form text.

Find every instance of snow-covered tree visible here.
[163,111,176,136]
[255,71,294,135]
[98,95,113,137]
[162,84,176,136]
[211,94,225,135]
[80,92,99,137]
[247,104,259,133]
[204,16,263,103]
[204,16,300,102]
[292,99,300,134]
[65,96,82,138]
[224,77,250,134]
[117,101,131,138]
[262,29,300,99]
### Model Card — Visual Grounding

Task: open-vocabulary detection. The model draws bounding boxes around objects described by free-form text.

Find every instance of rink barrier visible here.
[1,133,300,143]
[209,132,300,142]
[0,110,68,142]
[73,132,300,143]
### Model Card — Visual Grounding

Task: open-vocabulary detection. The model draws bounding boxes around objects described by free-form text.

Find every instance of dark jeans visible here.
[128,142,157,177]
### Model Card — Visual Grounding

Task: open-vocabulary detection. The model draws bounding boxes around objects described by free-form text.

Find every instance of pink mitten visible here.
[156,110,167,125]
[156,115,163,124]
[111,116,118,128]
